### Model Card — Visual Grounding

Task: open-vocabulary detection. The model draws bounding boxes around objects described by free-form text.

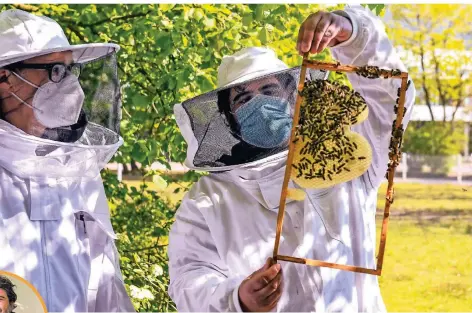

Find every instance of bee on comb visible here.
[289,79,372,192]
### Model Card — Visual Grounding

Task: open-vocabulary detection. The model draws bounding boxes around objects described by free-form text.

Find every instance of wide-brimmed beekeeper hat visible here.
[217,47,290,87]
[0,9,119,68]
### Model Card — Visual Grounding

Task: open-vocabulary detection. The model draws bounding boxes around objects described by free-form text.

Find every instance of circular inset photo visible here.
[0,271,47,313]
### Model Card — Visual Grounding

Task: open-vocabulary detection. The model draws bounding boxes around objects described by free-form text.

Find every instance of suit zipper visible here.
[40,223,51,309]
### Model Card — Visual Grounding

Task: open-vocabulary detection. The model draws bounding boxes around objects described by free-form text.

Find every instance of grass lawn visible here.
[378,182,472,214]
[379,220,472,311]
[121,179,472,311]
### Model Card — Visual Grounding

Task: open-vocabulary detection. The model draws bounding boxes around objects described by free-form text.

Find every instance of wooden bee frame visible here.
[273,56,410,276]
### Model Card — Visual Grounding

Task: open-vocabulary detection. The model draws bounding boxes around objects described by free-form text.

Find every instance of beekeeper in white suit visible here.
[0,9,134,312]
[169,6,416,312]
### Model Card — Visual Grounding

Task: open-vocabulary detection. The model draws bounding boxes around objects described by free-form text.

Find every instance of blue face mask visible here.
[234,94,292,149]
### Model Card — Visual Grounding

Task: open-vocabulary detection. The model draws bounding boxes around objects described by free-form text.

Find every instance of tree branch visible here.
[401,16,415,29]
[65,24,87,42]
[117,61,153,94]
[417,13,435,121]
[78,10,152,28]
[430,38,448,122]
[431,38,447,106]
[451,72,465,123]
[137,66,171,111]
[123,242,168,253]
[11,4,38,12]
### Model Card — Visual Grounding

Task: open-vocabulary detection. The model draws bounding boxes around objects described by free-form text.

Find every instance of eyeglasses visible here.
[7,62,82,83]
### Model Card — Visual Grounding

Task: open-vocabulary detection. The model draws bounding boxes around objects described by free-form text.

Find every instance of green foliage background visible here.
[0,3,384,311]
[403,121,466,156]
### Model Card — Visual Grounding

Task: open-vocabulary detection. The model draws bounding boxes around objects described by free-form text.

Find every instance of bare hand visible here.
[238,258,283,312]
[297,11,353,55]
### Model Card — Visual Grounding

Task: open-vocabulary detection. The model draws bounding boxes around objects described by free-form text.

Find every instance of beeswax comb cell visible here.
[287,188,306,201]
[291,80,372,189]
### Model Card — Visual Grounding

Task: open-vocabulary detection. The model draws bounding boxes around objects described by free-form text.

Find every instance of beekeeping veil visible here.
[0,9,122,179]
[174,47,329,171]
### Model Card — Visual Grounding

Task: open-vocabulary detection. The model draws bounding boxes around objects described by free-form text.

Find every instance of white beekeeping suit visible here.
[0,9,134,312]
[169,6,416,312]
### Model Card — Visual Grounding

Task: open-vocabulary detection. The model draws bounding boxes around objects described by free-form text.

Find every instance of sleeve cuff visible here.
[232,279,244,312]
[331,9,359,48]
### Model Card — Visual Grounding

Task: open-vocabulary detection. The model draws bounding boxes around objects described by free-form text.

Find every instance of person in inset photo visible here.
[0,272,48,313]
[0,9,134,312]
[0,275,17,313]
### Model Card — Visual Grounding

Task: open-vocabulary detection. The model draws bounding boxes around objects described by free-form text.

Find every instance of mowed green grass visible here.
[378,182,472,214]
[122,180,472,311]
[378,220,472,311]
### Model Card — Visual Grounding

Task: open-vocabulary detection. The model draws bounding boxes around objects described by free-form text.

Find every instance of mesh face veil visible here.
[0,51,123,179]
[174,67,329,171]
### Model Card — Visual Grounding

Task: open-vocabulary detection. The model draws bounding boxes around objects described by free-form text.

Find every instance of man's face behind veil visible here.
[229,76,286,115]
[226,75,295,150]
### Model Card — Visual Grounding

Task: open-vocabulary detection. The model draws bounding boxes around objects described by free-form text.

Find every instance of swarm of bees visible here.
[385,82,411,180]
[278,64,411,275]
[286,65,412,200]
[290,79,373,190]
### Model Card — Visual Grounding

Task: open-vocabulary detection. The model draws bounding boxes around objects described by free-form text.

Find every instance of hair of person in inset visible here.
[0,275,17,313]
[217,72,297,137]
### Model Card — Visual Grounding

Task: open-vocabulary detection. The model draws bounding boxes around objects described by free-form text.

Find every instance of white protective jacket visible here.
[169,7,416,312]
[0,121,135,312]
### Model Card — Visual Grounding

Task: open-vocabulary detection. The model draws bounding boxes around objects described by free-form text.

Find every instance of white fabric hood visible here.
[0,119,122,179]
